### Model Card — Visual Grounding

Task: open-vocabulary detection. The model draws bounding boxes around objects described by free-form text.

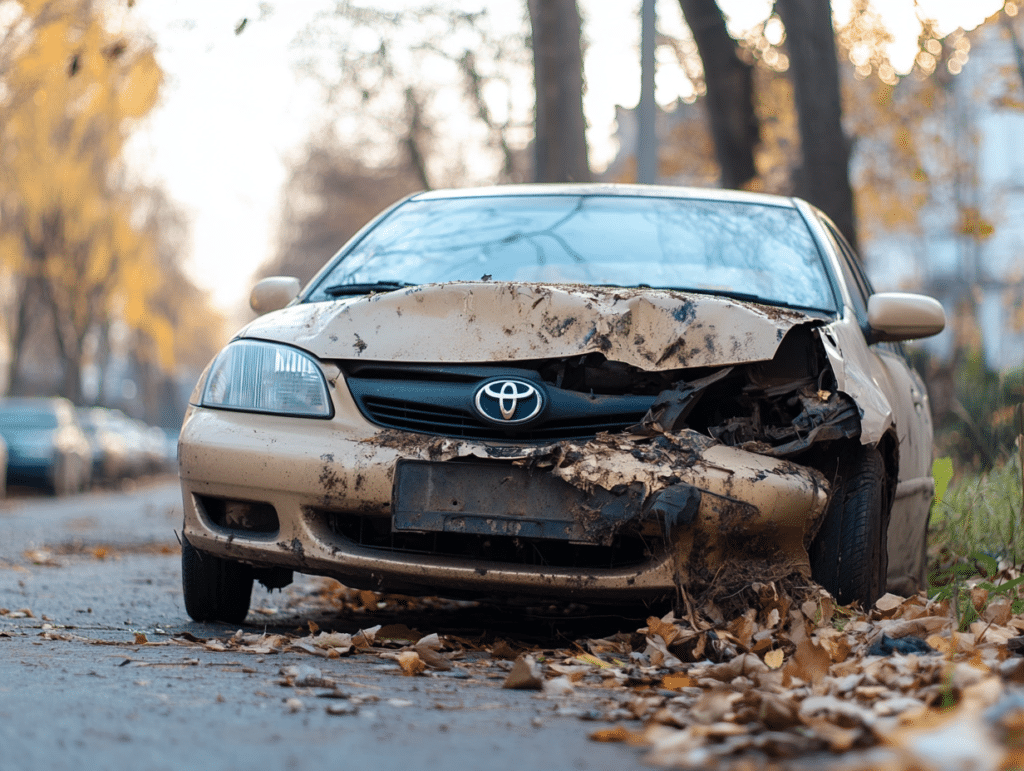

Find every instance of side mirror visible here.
[250,276,300,315]
[867,292,946,342]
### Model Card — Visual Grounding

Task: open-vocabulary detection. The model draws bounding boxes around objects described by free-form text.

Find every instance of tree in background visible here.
[264,0,592,279]
[0,0,220,416]
[527,0,590,183]
[263,131,424,284]
[674,0,855,245]
[291,1,533,191]
[775,0,857,249]
[677,0,758,189]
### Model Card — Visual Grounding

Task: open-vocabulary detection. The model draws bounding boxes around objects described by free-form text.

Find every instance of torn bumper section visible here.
[511,429,831,591]
[179,406,829,601]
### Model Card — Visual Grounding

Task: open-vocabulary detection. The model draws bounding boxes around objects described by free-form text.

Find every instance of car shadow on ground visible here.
[192,588,662,648]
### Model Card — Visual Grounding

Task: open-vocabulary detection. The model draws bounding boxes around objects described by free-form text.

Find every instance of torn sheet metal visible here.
[373,427,829,578]
[818,323,894,446]
[518,430,830,589]
[709,387,862,458]
[239,282,816,371]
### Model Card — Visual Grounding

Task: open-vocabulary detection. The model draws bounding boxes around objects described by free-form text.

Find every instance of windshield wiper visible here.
[323,281,414,297]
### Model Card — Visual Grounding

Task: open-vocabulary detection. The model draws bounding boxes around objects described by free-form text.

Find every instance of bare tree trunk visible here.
[775,0,857,250]
[528,0,591,183]
[6,277,37,395]
[459,51,518,182]
[403,87,432,190]
[678,0,758,189]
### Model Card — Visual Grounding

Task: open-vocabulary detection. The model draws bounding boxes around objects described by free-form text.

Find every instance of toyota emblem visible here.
[473,378,544,424]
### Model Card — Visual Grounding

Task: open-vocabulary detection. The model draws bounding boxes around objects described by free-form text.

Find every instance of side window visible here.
[821,220,870,327]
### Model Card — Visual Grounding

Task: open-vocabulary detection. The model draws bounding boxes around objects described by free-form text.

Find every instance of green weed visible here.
[929,453,1024,567]
[928,454,1024,629]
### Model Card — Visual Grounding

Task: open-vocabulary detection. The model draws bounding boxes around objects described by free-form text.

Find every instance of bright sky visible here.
[125,0,1006,318]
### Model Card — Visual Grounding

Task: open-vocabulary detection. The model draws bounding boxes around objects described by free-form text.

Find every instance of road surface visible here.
[0,481,647,771]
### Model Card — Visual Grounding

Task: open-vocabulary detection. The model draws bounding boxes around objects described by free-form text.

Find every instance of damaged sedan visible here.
[178,184,945,623]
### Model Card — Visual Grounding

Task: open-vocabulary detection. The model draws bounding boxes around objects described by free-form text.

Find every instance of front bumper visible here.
[178,404,830,601]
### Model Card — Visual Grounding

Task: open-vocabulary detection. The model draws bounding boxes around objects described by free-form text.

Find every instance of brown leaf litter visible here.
[9,573,1024,768]
[159,577,1024,768]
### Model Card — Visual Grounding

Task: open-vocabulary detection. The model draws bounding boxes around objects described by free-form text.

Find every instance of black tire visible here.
[181,536,254,624]
[809,445,889,607]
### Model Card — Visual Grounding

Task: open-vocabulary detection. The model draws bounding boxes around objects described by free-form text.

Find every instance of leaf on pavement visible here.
[502,655,543,690]
[396,650,426,676]
[588,726,646,744]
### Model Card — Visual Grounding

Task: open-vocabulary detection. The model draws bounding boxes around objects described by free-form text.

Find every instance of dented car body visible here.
[178,184,945,623]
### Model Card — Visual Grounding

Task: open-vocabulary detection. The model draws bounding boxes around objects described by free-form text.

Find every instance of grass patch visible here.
[929,452,1024,567]
[928,453,1024,628]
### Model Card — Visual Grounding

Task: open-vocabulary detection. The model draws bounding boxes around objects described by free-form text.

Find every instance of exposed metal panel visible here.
[393,460,644,545]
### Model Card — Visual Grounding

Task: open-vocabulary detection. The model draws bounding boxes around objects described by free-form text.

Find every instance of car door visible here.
[823,223,934,592]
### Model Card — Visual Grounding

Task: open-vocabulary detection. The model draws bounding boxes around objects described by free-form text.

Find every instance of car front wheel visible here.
[181,536,254,624]
[809,445,889,607]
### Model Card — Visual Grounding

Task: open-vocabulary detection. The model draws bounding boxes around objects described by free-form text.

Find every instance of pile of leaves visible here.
[144,576,1024,770]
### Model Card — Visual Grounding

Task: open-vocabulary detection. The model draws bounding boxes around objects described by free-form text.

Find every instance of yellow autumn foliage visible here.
[0,0,201,395]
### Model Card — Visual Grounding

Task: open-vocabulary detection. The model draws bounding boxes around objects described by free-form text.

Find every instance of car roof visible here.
[409,183,801,209]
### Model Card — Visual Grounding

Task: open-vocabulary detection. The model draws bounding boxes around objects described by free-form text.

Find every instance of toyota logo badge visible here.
[473,379,544,424]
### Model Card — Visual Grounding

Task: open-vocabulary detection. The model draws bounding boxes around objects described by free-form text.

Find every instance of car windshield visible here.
[0,406,58,430]
[309,194,837,312]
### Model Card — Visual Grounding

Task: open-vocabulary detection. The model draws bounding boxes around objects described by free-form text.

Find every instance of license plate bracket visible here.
[392,460,642,544]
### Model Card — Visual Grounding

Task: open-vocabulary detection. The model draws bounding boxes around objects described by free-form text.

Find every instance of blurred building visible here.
[857,21,1024,372]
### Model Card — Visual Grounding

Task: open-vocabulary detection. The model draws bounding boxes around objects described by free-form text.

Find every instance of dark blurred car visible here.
[0,397,92,495]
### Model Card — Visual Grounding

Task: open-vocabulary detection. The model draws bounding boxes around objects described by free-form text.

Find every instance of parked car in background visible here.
[142,423,174,473]
[77,407,131,485]
[0,397,92,495]
[178,184,945,624]
[0,434,7,499]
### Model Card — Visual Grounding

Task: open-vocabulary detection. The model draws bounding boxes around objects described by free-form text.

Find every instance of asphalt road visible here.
[0,480,647,771]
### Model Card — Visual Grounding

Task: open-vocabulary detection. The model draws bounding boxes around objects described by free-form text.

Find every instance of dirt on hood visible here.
[239,282,817,370]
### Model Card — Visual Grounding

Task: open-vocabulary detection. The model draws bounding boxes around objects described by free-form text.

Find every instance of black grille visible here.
[344,370,654,442]
[360,395,643,441]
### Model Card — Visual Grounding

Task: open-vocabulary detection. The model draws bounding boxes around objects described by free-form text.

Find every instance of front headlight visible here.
[201,340,332,418]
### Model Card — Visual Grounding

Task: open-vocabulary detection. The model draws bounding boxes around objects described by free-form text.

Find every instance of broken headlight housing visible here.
[201,340,332,418]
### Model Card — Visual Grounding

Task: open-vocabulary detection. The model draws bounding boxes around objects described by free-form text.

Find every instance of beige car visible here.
[178,184,945,624]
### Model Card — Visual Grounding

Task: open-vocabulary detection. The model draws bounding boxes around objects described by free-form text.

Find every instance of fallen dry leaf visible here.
[661,673,695,690]
[875,593,905,617]
[396,650,426,676]
[589,726,647,744]
[502,655,543,690]
[784,638,832,685]
[645,615,681,646]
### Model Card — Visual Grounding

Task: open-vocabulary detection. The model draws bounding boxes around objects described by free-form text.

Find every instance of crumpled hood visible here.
[240,282,816,370]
